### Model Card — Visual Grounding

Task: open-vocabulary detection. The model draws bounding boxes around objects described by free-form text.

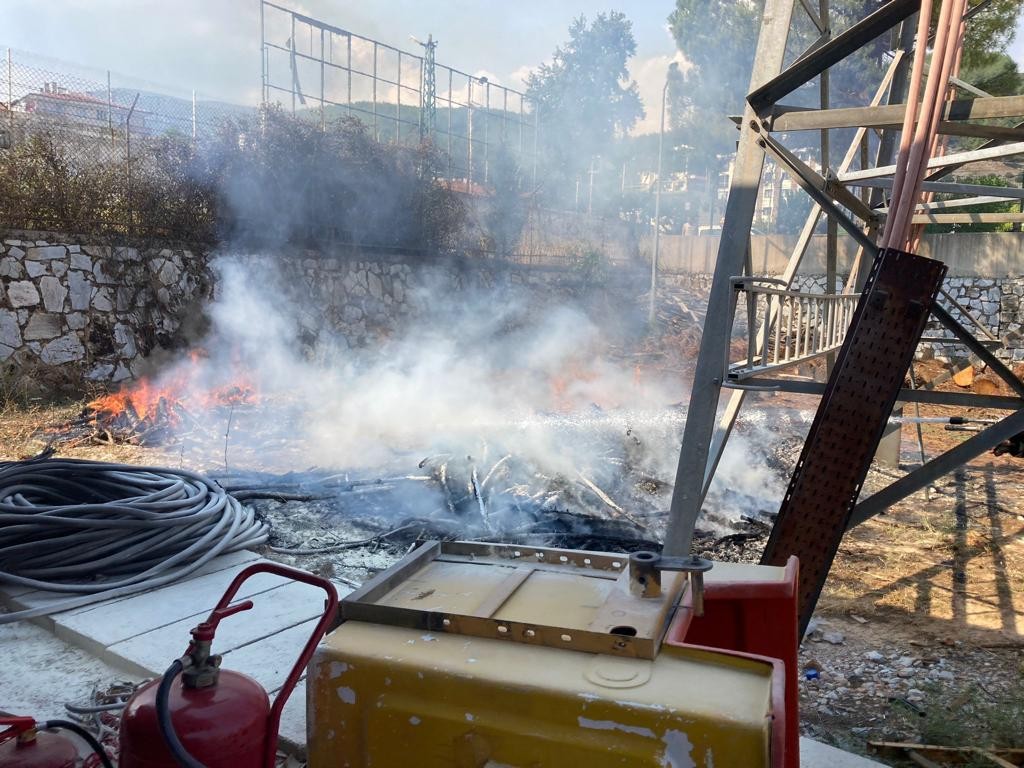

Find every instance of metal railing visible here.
[728,277,861,380]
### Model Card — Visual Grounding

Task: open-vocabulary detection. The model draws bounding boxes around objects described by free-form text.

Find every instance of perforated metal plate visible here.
[760,248,947,635]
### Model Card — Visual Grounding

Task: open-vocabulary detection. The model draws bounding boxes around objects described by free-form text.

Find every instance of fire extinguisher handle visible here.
[0,716,36,744]
[205,561,339,768]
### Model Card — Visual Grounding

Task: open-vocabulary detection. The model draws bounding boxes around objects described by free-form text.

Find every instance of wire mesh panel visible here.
[260,1,538,188]
[1,47,255,237]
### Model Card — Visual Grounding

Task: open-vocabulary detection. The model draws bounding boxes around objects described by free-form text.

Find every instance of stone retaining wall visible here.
[0,234,209,385]
[0,231,629,392]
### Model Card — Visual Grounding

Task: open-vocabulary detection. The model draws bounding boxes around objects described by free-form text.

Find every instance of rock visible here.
[92,287,113,312]
[112,363,132,382]
[70,252,92,271]
[67,244,80,253]
[898,656,915,667]
[368,274,385,301]
[83,245,110,259]
[0,257,23,278]
[7,281,40,307]
[39,333,85,364]
[114,324,136,358]
[158,259,181,286]
[864,651,885,663]
[906,688,925,701]
[0,309,22,349]
[0,344,14,361]
[66,313,88,330]
[39,276,68,312]
[51,261,67,277]
[86,363,114,381]
[93,261,116,284]
[25,260,48,278]
[113,246,140,262]
[67,271,91,311]
[23,312,62,340]
[6,245,26,260]
[823,631,845,645]
[25,245,66,261]
[897,668,915,679]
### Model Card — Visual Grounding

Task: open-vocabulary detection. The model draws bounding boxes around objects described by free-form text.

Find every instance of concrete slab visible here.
[1,550,349,758]
[109,580,336,675]
[55,564,290,655]
[0,549,261,633]
[0,617,141,721]
[801,737,892,767]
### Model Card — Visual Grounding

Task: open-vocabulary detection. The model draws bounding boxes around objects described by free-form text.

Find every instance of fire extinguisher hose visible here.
[42,719,115,768]
[0,452,269,624]
[156,659,208,768]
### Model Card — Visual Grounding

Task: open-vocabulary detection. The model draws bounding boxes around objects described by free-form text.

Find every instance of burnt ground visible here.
[2,375,1023,765]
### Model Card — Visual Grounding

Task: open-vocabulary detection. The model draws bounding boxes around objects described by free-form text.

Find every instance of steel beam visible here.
[926,121,1024,181]
[663,0,798,558]
[768,94,1024,132]
[759,133,877,248]
[739,376,1024,410]
[840,141,1024,182]
[747,0,919,111]
[847,408,1024,528]
[911,211,1024,225]
[879,195,1021,211]
[846,178,1024,199]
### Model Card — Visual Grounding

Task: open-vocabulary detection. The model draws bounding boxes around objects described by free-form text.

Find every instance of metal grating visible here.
[760,248,947,635]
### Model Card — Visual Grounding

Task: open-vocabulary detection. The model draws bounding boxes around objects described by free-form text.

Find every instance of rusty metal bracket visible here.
[628,551,713,615]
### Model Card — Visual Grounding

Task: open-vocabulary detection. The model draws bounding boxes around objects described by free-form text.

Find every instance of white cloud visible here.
[629,50,692,136]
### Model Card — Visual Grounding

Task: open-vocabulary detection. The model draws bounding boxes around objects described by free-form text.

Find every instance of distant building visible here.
[12,82,149,135]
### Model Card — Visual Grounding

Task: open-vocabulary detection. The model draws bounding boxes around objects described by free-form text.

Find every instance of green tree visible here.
[525,12,645,200]
[667,0,1023,173]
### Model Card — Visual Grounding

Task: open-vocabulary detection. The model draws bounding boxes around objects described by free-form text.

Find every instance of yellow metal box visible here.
[307,542,776,767]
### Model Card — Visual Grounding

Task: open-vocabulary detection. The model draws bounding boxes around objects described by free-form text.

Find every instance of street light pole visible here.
[649,66,674,326]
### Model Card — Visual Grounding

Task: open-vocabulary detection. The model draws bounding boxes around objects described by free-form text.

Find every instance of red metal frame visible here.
[201,562,339,768]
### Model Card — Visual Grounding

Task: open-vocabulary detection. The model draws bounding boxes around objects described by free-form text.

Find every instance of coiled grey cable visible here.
[0,451,268,624]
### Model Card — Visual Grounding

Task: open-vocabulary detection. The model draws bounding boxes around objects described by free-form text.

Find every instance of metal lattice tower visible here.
[418,33,437,140]
[662,0,1024,578]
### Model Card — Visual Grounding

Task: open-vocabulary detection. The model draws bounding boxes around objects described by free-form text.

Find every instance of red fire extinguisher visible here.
[118,562,338,768]
[0,714,114,768]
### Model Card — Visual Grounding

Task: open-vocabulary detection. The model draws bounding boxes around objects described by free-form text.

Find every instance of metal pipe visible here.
[649,73,671,326]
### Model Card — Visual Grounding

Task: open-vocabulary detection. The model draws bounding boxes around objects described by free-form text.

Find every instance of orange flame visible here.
[87,353,257,424]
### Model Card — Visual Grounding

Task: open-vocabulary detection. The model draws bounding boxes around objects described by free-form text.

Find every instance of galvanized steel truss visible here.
[664,0,1024,558]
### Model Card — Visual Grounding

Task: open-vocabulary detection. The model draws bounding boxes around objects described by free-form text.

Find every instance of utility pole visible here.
[587,156,599,215]
[649,65,676,325]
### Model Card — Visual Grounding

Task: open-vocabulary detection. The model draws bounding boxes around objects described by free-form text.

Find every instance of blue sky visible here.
[3,1,1022,135]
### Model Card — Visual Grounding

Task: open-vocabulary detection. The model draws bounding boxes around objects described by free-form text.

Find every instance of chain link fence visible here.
[260,1,539,190]
[0,47,255,240]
